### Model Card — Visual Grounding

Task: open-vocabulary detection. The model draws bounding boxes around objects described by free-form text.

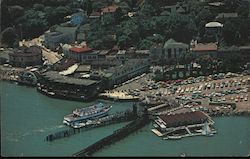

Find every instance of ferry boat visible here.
[63,103,112,126]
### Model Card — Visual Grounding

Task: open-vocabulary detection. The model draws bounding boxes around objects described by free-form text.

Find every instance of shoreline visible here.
[1,79,250,118]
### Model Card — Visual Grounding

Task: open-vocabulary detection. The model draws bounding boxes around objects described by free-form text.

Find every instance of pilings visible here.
[72,115,150,157]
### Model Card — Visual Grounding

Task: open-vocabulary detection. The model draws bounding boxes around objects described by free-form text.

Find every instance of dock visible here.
[72,115,150,157]
[45,108,138,142]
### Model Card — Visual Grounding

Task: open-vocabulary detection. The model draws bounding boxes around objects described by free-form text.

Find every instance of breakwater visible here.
[45,108,138,142]
[72,115,150,157]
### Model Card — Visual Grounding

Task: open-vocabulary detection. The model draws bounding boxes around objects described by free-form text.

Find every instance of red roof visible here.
[193,43,218,52]
[69,47,92,53]
[101,5,119,13]
[90,12,101,17]
[159,111,208,128]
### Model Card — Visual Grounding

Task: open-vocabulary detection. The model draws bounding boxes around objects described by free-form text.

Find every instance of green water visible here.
[1,81,250,157]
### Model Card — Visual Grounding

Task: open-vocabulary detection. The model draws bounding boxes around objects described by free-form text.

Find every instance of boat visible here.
[180,152,186,157]
[63,103,112,126]
[167,135,182,140]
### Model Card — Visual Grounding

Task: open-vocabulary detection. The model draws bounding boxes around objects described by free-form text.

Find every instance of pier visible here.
[72,115,150,157]
[45,106,138,142]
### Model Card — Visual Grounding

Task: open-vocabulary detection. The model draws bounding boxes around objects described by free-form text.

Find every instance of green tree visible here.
[33,3,45,11]
[15,9,48,38]
[0,27,18,47]
[116,19,140,48]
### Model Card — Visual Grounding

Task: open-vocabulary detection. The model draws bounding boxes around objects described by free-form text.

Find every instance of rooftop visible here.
[164,39,189,49]
[205,22,223,28]
[159,111,209,128]
[193,43,218,52]
[216,13,238,19]
[43,71,98,86]
[69,46,92,53]
[101,5,119,13]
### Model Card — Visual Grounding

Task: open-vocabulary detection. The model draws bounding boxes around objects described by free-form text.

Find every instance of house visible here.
[89,11,101,19]
[161,2,188,14]
[100,5,120,24]
[191,43,218,57]
[70,12,87,26]
[8,45,42,67]
[215,12,238,21]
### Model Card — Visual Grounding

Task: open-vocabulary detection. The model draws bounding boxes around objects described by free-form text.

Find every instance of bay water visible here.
[1,81,249,157]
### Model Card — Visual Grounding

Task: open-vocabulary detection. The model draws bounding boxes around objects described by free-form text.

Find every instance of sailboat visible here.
[202,121,213,136]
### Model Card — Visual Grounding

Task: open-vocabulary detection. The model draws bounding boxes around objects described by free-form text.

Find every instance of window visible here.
[174,48,177,58]
[179,48,183,53]
[168,49,171,58]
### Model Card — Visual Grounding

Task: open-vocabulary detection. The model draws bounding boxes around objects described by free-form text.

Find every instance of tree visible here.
[15,9,48,38]
[33,3,45,11]
[116,19,140,48]
[0,27,18,47]
[164,12,197,43]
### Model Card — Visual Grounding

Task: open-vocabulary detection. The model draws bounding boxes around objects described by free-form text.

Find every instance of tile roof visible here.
[193,43,218,52]
[69,47,92,53]
[101,5,119,13]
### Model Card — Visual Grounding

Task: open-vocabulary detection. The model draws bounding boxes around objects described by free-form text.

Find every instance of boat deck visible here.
[151,129,164,137]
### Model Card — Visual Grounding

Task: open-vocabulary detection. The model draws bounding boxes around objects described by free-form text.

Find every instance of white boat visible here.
[168,135,182,140]
[63,103,112,126]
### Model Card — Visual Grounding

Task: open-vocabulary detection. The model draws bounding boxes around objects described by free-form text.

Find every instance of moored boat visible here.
[63,103,112,126]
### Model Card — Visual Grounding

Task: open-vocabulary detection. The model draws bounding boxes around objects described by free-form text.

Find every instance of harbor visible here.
[1,0,250,157]
[1,81,250,157]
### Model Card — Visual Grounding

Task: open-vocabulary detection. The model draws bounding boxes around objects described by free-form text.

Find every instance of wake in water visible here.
[32,125,65,133]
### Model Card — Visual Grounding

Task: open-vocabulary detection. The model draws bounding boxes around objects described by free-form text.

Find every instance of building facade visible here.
[103,58,150,88]
[150,39,189,65]
[9,45,42,67]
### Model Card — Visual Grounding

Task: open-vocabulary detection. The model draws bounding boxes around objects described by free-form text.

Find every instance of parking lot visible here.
[113,72,250,112]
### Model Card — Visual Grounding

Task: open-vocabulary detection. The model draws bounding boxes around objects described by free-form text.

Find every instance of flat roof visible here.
[43,71,98,86]
[159,111,209,128]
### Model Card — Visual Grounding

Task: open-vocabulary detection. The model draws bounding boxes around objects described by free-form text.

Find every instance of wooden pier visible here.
[72,115,150,157]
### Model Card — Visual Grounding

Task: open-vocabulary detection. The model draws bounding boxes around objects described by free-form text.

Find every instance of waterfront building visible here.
[101,58,150,88]
[38,71,101,101]
[152,111,216,138]
[8,45,42,67]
